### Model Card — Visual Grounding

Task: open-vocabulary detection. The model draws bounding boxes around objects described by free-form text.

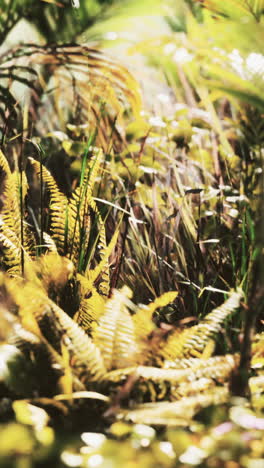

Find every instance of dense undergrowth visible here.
[0,1,263,467]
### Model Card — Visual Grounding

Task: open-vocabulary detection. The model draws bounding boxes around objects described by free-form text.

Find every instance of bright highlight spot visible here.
[173,48,194,64]
[61,451,83,467]
[87,454,104,468]
[81,433,106,449]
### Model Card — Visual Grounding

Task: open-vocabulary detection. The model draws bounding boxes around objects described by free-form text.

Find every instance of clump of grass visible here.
[0,1,263,467]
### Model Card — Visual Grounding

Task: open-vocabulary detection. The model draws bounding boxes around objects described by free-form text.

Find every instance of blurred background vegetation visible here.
[0,0,263,467]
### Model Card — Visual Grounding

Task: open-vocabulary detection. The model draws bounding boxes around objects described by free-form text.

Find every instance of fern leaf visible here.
[82,149,103,196]
[130,291,178,365]
[88,197,109,294]
[6,276,106,384]
[159,290,243,360]
[133,291,178,342]
[67,150,103,266]
[102,366,138,384]
[0,217,34,276]
[48,299,106,383]
[121,387,229,425]
[163,353,238,372]
[105,356,237,387]
[2,277,83,394]
[35,252,74,295]
[0,150,21,239]
[86,227,119,297]
[103,366,200,401]
[29,157,67,253]
[42,232,59,253]
[0,220,21,274]
[6,279,50,338]
[93,286,139,371]
[74,274,106,334]
[172,377,216,400]
[9,322,42,352]
[22,220,37,259]
[67,193,86,264]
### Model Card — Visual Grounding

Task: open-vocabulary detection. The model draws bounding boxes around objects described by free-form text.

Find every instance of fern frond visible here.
[104,354,237,403]
[121,387,229,425]
[29,157,67,254]
[0,217,34,276]
[6,276,106,385]
[86,227,119,297]
[9,322,42,352]
[159,290,243,360]
[0,150,21,240]
[67,193,87,265]
[9,322,75,395]
[4,278,71,389]
[172,377,216,400]
[35,252,74,295]
[67,150,103,266]
[82,149,103,196]
[133,291,178,343]
[0,220,21,275]
[48,299,106,383]
[74,274,106,334]
[105,354,237,385]
[129,291,178,366]
[6,278,52,338]
[163,353,238,373]
[88,197,110,294]
[93,286,139,371]
[42,232,59,253]
[22,221,37,259]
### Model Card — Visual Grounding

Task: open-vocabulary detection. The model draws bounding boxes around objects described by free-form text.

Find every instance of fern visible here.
[0,218,34,275]
[87,197,110,293]
[34,252,74,296]
[132,291,178,364]
[28,158,68,254]
[120,387,229,425]
[48,300,106,383]
[159,290,243,360]
[0,146,252,421]
[29,152,114,292]
[133,291,178,339]
[68,151,102,262]
[5,276,106,386]
[164,353,238,372]
[42,232,59,253]
[74,274,106,334]
[93,286,139,371]
[104,353,237,403]
[0,150,21,240]
[0,221,21,275]
[85,227,119,297]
